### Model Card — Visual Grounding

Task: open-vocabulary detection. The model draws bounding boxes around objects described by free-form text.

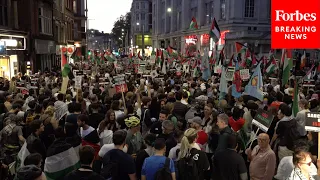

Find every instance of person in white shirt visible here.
[296,99,310,137]
[168,131,184,161]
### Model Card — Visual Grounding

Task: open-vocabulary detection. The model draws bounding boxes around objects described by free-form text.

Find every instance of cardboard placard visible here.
[305,112,320,132]
[240,69,250,80]
[113,74,125,85]
[75,76,82,89]
[225,67,235,81]
[214,65,222,74]
[252,109,274,132]
[115,84,128,93]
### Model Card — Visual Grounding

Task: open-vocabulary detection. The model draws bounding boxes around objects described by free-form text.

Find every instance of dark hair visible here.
[79,146,95,165]
[279,103,292,117]
[182,91,188,99]
[175,91,183,101]
[24,153,42,166]
[54,127,65,139]
[77,114,89,124]
[57,93,64,101]
[144,133,157,147]
[64,122,78,137]
[154,138,166,150]
[12,103,22,110]
[159,109,169,116]
[29,120,42,133]
[226,133,238,149]
[111,100,120,111]
[90,103,100,111]
[113,130,127,145]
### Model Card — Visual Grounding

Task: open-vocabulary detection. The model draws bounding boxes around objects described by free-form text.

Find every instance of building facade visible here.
[0,0,28,79]
[152,0,272,57]
[130,0,152,55]
[87,29,111,51]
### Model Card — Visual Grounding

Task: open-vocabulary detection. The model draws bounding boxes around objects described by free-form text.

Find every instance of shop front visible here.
[34,39,56,72]
[0,34,27,79]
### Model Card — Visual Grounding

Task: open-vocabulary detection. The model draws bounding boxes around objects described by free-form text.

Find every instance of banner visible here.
[252,109,274,132]
[305,112,320,132]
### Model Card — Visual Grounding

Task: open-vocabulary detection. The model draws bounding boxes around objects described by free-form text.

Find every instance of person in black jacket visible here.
[26,120,46,169]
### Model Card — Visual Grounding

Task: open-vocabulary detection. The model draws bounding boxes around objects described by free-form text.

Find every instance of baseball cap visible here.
[188,116,202,125]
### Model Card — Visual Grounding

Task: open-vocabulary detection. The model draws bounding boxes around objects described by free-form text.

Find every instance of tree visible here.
[111,12,131,49]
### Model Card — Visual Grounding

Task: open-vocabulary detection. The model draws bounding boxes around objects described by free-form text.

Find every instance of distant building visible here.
[87,29,111,51]
[130,0,153,55]
[152,0,272,57]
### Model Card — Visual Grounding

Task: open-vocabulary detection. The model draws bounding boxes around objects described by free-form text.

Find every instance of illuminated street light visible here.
[122,29,124,31]
[136,22,140,26]
[167,8,172,12]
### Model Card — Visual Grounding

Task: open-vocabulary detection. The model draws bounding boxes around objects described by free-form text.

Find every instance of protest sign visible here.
[225,67,235,81]
[240,69,250,80]
[305,112,320,132]
[252,109,274,132]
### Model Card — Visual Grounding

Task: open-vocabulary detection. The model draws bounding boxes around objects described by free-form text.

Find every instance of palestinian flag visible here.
[235,42,247,54]
[300,51,306,70]
[266,58,277,75]
[156,49,162,66]
[17,142,31,168]
[138,51,143,60]
[167,46,178,58]
[44,140,80,180]
[129,52,134,63]
[282,49,293,86]
[189,17,198,30]
[105,52,116,62]
[61,61,74,79]
[150,49,156,63]
[61,50,68,70]
[292,79,299,117]
[70,47,82,61]
[209,18,221,43]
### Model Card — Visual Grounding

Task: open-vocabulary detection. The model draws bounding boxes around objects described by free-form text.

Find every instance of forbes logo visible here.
[275,10,317,21]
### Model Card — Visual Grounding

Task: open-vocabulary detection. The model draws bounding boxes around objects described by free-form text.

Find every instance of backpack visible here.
[154,158,172,180]
[177,150,199,180]
[101,152,119,179]
[287,119,300,142]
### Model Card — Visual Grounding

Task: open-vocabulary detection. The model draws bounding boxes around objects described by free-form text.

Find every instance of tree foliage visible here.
[111,12,131,48]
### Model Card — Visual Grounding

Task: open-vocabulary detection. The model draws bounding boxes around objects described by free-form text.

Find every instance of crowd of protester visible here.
[0,70,319,180]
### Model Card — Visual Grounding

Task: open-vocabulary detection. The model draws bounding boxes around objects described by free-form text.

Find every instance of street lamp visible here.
[167,8,172,12]
[136,22,140,26]
[122,29,124,31]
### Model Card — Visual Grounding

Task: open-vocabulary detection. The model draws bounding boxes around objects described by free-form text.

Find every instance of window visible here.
[205,2,213,24]
[136,14,139,20]
[38,7,53,35]
[136,2,139,9]
[177,11,181,30]
[161,19,165,33]
[73,0,77,13]
[247,27,251,30]
[253,27,257,30]
[74,23,78,39]
[0,0,8,26]
[244,0,254,17]
[220,0,226,19]
[141,13,145,20]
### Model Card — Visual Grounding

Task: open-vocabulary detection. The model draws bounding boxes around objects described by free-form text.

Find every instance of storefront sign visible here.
[252,109,274,132]
[201,34,210,46]
[240,69,250,80]
[218,30,230,45]
[185,35,198,45]
[0,34,26,50]
[305,112,320,132]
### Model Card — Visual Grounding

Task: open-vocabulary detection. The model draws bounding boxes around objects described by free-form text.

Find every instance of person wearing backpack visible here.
[176,128,210,180]
[141,138,175,180]
[275,103,301,161]
[101,130,136,180]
